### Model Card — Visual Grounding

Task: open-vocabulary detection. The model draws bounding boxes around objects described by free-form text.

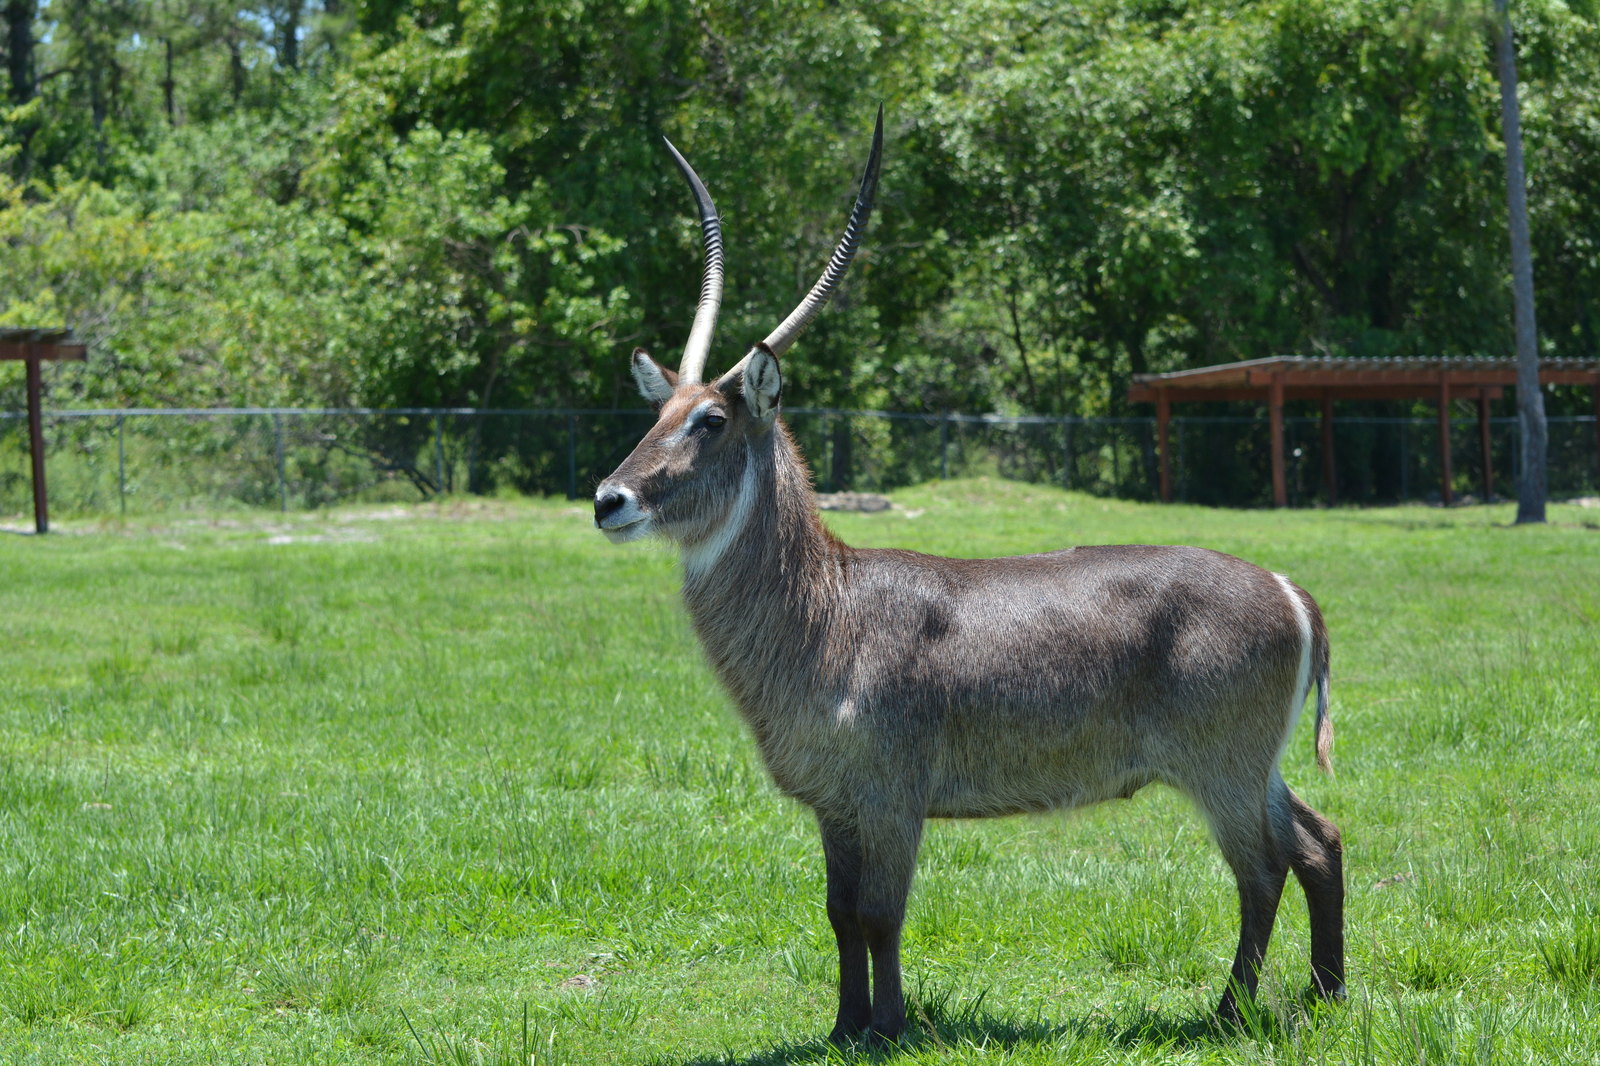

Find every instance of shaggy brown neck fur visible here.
[681,418,849,735]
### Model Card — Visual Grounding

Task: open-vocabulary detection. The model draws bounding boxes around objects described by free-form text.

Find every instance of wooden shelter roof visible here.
[1129,355,1600,405]
[0,327,86,362]
[1126,355,1600,507]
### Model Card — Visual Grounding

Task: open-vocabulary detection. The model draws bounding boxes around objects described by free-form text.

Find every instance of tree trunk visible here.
[88,49,107,170]
[4,0,34,104]
[1495,0,1546,524]
[229,35,244,103]
[281,0,302,71]
[162,36,176,124]
[4,0,37,174]
[1005,284,1039,412]
[322,0,342,58]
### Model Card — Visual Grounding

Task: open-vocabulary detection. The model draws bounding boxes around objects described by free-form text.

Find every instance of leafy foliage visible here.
[1,0,1597,419]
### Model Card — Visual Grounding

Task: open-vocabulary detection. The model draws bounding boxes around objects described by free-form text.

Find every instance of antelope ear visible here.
[724,344,781,420]
[631,348,678,407]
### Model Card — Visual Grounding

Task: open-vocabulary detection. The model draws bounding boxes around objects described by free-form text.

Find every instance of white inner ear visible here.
[632,352,676,405]
[742,349,782,419]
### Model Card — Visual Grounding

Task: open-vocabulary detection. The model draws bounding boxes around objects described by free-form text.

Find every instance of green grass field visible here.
[2,482,1598,1064]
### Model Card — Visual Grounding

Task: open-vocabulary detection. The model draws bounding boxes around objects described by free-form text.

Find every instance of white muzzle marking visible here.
[595,484,652,542]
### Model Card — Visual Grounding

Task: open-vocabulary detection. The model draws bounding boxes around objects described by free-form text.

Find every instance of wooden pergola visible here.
[1128,356,1600,507]
[3,328,88,533]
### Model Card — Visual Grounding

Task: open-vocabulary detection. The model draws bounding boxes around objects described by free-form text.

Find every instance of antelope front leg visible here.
[818,816,870,1042]
[856,811,923,1043]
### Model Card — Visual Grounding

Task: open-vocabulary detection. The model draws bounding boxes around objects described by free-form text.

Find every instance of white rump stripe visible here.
[1274,572,1314,743]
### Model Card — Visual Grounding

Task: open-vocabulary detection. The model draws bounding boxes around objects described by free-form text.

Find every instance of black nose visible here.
[594,490,627,523]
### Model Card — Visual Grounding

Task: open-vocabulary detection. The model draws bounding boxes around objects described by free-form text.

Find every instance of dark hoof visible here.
[828,1022,867,1046]
[1214,991,1271,1033]
[1213,995,1243,1026]
[1303,980,1347,1007]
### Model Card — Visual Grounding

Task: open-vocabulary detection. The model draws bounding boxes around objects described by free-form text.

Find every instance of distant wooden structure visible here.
[1128,356,1600,507]
[3,328,88,533]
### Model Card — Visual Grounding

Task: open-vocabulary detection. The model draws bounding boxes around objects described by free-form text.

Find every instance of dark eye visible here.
[703,413,726,430]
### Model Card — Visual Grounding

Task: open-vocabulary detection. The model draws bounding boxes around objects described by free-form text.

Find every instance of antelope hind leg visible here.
[1284,787,1345,1000]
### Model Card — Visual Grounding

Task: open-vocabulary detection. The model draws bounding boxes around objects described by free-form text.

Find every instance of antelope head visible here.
[594,110,883,566]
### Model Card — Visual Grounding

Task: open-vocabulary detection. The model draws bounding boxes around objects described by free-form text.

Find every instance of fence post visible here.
[272,413,288,512]
[1061,419,1071,491]
[567,414,578,500]
[433,414,445,495]
[1111,428,1121,491]
[830,413,853,490]
[117,414,127,515]
[940,414,950,481]
[822,414,834,491]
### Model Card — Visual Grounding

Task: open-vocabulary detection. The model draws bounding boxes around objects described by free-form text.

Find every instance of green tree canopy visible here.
[1,0,1596,420]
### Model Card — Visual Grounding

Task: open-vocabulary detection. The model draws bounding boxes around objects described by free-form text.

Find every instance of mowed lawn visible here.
[1,483,1598,1065]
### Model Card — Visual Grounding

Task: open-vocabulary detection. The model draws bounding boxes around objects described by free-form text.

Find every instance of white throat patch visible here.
[683,444,757,581]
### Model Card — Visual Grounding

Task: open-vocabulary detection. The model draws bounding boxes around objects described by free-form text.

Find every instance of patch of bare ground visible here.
[817,491,893,512]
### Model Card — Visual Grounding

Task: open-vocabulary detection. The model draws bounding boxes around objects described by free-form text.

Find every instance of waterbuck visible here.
[594,111,1344,1043]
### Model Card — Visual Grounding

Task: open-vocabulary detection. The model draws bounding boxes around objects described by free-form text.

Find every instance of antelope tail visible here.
[1313,631,1333,775]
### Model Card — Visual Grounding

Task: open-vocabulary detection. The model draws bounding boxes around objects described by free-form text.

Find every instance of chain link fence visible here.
[1,407,1597,519]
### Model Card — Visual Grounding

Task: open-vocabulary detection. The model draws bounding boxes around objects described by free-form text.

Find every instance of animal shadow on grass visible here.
[660,987,1315,1065]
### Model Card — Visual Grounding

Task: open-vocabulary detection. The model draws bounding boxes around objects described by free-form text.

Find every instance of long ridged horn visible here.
[663,137,725,385]
[759,105,884,358]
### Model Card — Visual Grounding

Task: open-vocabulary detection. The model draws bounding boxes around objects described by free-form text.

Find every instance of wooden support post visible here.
[1438,376,1454,506]
[26,353,48,534]
[1156,388,1171,503]
[1478,388,1494,502]
[2,330,87,533]
[1320,391,1336,506]
[1269,372,1287,507]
